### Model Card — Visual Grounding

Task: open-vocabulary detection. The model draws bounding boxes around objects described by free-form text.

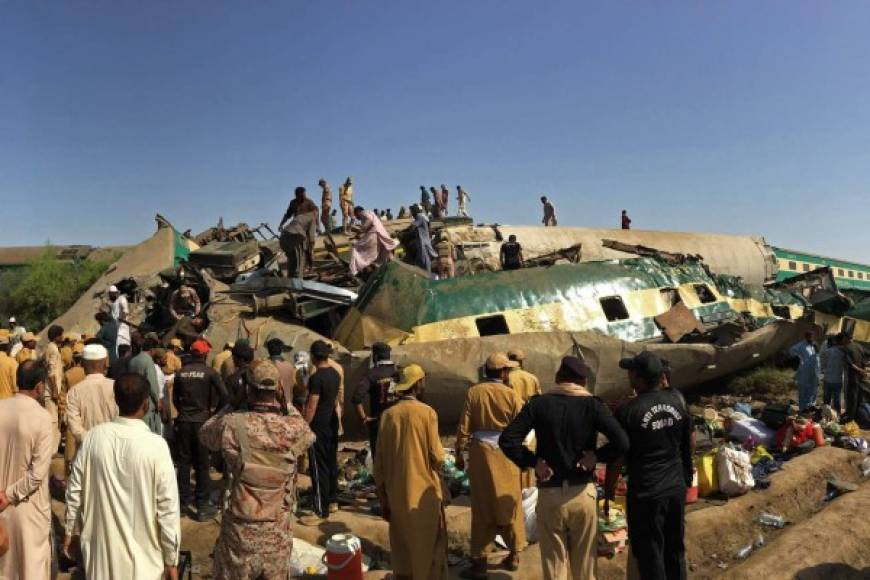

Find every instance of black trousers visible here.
[175,421,211,509]
[627,490,687,580]
[368,419,379,459]
[310,419,339,517]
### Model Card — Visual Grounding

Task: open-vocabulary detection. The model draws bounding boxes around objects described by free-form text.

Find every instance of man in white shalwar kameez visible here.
[65,373,180,579]
[0,361,54,580]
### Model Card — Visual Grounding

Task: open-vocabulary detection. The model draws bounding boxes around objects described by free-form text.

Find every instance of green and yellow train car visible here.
[773,247,870,342]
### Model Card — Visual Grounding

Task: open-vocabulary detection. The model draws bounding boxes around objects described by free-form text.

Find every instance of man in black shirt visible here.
[173,339,227,520]
[278,186,319,278]
[225,342,255,410]
[352,342,398,457]
[302,340,341,523]
[500,357,628,580]
[499,235,524,271]
[611,352,691,580]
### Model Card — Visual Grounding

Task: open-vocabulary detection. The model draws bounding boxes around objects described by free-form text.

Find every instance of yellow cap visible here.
[395,364,426,392]
[169,338,183,349]
[485,352,519,371]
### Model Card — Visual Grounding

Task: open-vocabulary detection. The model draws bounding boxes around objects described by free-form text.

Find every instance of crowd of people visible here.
[0,296,698,580]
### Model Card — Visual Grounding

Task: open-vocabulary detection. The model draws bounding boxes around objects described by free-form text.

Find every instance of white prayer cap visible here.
[108,285,119,293]
[82,344,109,361]
[8,317,15,323]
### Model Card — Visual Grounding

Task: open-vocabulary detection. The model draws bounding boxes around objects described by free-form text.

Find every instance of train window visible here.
[693,284,717,304]
[838,268,845,277]
[842,318,856,336]
[600,296,630,321]
[859,272,865,280]
[475,315,509,336]
[660,288,681,306]
[802,263,810,272]
[848,271,855,278]
[772,306,791,320]
[788,261,797,271]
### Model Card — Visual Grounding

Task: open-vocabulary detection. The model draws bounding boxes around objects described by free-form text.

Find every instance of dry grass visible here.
[726,365,795,397]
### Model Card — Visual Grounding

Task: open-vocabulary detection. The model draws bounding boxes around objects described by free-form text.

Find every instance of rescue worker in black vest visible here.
[200,360,316,580]
[607,352,692,580]
[173,339,228,520]
[500,235,524,271]
[352,342,398,457]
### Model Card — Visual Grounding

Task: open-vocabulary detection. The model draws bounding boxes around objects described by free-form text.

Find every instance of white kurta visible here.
[111,295,131,346]
[65,417,180,579]
[0,394,54,580]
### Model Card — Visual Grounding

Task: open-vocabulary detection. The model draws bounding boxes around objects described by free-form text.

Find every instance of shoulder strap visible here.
[231,413,252,466]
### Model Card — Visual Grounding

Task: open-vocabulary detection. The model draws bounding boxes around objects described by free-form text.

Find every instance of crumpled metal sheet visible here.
[384,320,811,424]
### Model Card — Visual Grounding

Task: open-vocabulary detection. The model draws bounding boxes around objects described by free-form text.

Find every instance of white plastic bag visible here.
[717,446,754,496]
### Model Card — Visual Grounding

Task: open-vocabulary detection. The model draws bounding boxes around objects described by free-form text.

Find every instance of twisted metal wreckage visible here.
[43,215,869,423]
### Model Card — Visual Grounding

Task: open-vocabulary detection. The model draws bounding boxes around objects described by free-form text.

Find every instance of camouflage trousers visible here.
[213,514,294,580]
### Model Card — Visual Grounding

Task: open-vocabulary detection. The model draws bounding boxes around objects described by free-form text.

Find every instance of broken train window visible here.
[772,306,791,320]
[600,296,630,322]
[693,284,717,304]
[475,315,510,336]
[660,287,681,307]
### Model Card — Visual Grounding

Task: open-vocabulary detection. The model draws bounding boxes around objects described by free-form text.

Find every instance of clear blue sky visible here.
[3,1,869,262]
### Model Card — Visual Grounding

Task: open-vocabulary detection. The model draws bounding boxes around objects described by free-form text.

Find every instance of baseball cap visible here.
[169,338,183,349]
[485,352,519,371]
[556,356,589,381]
[247,360,280,391]
[82,344,109,361]
[619,351,664,380]
[190,339,211,356]
[108,285,119,293]
[310,340,332,359]
[507,348,526,362]
[395,364,426,392]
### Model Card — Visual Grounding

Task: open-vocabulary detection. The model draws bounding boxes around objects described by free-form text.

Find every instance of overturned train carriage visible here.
[334,257,811,422]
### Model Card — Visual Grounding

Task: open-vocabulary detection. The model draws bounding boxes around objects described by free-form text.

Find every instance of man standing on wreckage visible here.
[278,186,319,278]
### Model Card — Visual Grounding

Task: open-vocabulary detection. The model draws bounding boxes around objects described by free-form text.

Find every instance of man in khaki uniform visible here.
[339,177,354,234]
[63,342,87,473]
[506,349,542,490]
[200,360,316,580]
[456,353,526,578]
[44,324,66,450]
[0,334,18,399]
[0,362,54,580]
[163,338,184,376]
[213,342,234,374]
[434,232,456,279]
[15,332,37,365]
[319,178,333,233]
[375,364,449,580]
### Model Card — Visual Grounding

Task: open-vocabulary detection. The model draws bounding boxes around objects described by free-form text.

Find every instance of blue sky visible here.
[3,1,869,262]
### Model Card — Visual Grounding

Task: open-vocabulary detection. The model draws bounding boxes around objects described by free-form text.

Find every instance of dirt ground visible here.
[50,441,869,580]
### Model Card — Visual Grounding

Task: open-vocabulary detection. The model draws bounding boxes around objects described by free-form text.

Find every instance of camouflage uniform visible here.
[200,400,315,580]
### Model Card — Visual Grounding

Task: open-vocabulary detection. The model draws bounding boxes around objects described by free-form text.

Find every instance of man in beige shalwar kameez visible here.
[456,353,527,579]
[375,364,448,580]
[0,362,54,580]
